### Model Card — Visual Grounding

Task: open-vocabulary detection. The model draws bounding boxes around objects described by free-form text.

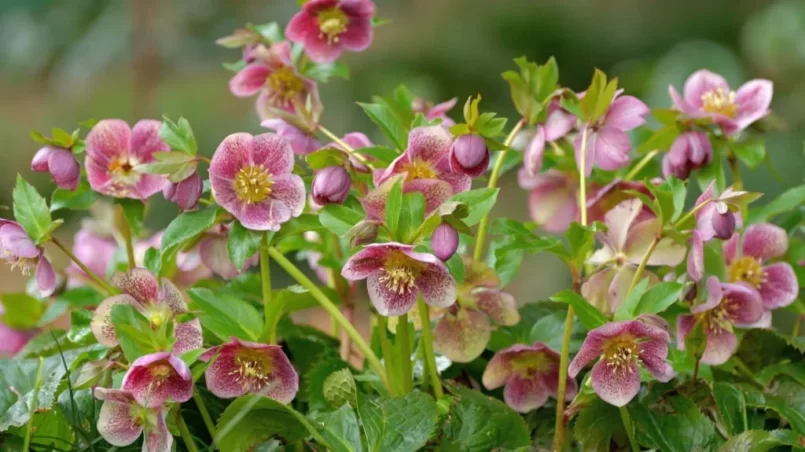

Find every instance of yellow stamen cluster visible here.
[701,88,738,118]
[317,8,349,44]
[144,305,172,329]
[234,165,273,204]
[149,363,173,384]
[603,337,640,373]
[727,256,766,288]
[2,250,36,276]
[378,251,422,295]
[265,66,306,107]
[704,298,737,334]
[510,351,550,377]
[231,349,273,390]
[401,158,438,182]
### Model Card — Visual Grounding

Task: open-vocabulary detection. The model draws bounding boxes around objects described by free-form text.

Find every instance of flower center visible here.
[704,298,737,334]
[510,351,551,378]
[378,251,422,295]
[317,8,349,44]
[108,157,140,182]
[401,158,438,181]
[144,305,172,329]
[232,349,273,390]
[603,337,640,373]
[234,165,273,204]
[265,66,306,107]
[149,363,173,384]
[727,256,766,288]
[1,251,36,276]
[701,88,737,118]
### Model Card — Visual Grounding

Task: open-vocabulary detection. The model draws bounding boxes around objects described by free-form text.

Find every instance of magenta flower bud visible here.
[449,134,489,177]
[312,166,351,205]
[661,131,712,180]
[163,171,203,210]
[431,223,459,261]
[31,146,81,191]
[711,207,736,240]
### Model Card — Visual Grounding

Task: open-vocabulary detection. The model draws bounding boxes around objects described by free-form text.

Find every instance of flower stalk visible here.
[260,232,282,344]
[317,124,373,169]
[417,298,443,399]
[177,410,200,452]
[397,313,413,394]
[51,237,116,295]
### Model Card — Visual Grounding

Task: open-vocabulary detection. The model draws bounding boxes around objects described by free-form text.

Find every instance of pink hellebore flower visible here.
[412,97,458,128]
[121,352,193,408]
[669,69,773,135]
[261,119,322,156]
[31,145,81,191]
[724,223,798,310]
[286,0,375,64]
[677,277,763,365]
[85,119,169,199]
[67,228,117,286]
[518,169,578,233]
[582,199,685,313]
[210,133,306,231]
[569,320,674,407]
[523,101,577,176]
[91,269,203,354]
[230,42,322,120]
[94,388,172,452]
[483,342,577,413]
[341,242,456,316]
[200,337,299,402]
[575,91,649,176]
[0,220,56,296]
[661,131,713,180]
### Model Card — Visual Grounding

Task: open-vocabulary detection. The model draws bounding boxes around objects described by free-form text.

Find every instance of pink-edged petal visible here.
[582,268,616,314]
[483,345,524,389]
[269,174,306,218]
[285,5,322,44]
[205,341,299,403]
[112,268,160,304]
[590,358,641,407]
[738,309,771,329]
[251,133,295,176]
[638,339,674,382]
[31,146,54,172]
[741,224,788,261]
[687,231,705,282]
[143,410,172,452]
[0,223,39,258]
[90,294,140,347]
[700,328,737,366]
[204,343,249,399]
[238,198,290,232]
[592,126,632,171]
[607,266,637,313]
[523,126,546,176]
[95,389,143,447]
[229,64,271,97]
[341,243,393,280]
[683,70,730,109]
[339,17,373,51]
[341,132,373,149]
[199,235,240,279]
[210,132,253,181]
[433,308,491,363]
[569,328,612,379]
[722,282,764,324]
[36,256,56,297]
[130,120,169,162]
[367,274,418,316]
[407,125,452,165]
[604,95,649,131]
[757,262,798,309]
[86,119,132,165]
[669,85,699,117]
[303,33,343,64]
[403,179,454,215]
[0,322,32,356]
[261,119,322,156]
[158,278,188,313]
[734,79,773,129]
[122,352,193,408]
[542,361,579,401]
[174,319,203,355]
[605,198,643,253]
[415,262,457,309]
[134,173,168,200]
[543,109,576,142]
[473,288,520,326]
[504,376,550,413]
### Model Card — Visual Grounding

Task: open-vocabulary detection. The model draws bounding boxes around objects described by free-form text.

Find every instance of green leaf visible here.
[252,22,284,43]
[450,188,498,226]
[0,293,45,330]
[117,198,145,237]
[110,304,157,361]
[580,69,607,122]
[159,116,197,155]
[614,277,649,321]
[635,281,685,316]
[187,288,262,342]
[630,395,718,452]
[306,148,347,170]
[359,146,399,165]
[719,429,803,452]
[747,185,805,224]
[637,124,680,154]
[309,404,363,452]
[303,61,350,82]
[549,289,607,331]
[574,397,623,452]
[384,179,403,238]
[319,204,364,236]
[228,221,263,271]
[399,191,425,243]
[437,385,530,451]
[50,181,98,212]
[274,284,341,314]
[160,207,218,268]
[143,247,161,276]
[356,392,439,452]
[489,237,524,287]
[744,380,805,436]
[732,138,765,169]
[713,382,746,436]
[565,222,600,269]
[136,151,197,183]
[12,175,53,244]
[357,102,408,150]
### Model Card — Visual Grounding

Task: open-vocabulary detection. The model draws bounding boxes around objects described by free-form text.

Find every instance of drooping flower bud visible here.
[163,171,203,211]
[346,220,379,247]
[31,146,81,191]
[431,223,459,261]
[661,131,712,180]
[312,166,351,205]
[449,134,489,177]
[711,206,736,240]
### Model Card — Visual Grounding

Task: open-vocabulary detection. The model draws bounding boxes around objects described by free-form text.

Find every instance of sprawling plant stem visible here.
[51,237,116,295]
[624,149,659,181]
[120,214,137,270]
[626,235,661,297]
[377,315,400,396]
[727,153,748,220]
[397,313,413,393]
[417,298,443,398]
[22,357,44,452]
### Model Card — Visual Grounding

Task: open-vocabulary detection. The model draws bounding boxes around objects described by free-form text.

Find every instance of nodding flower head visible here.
[94,388,172,452]
[286,0,375,64]
[120,352,193,408]
[31,145,81,191]
[0,220,55,296]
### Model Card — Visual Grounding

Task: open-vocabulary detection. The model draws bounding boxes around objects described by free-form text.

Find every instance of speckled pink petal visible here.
[112,268,160,304]
[504,375,550,413]
[367,274,418,316]
[701,328,737,365]
[741,223,788,261]
[122,352,193,408]
[143,409,172,452]
[590,358,641,406]
[683,70,730,109]
[341,243,392,280]
[436,172,471,195]
[95,388,143,447]
[203,342,248,398]
[415,262,457,309]
[135,174,168,200]
[473,288,519,326]
[433,308,491,362]
[205,340,299,403]
[237,198,290,231]
[86,119,131,166]
[230,63,271,97]
[568,328,611,379]
[407,126,452,165]
[361,175,399,221]
[90,294,140,347]
[638,339,674,382]
[483,346,520,389]
[252,133,295,176]
[268,174,306,218]
[130,120,169,162]
[174,319,203,355]
[210,133,253,182]
[757,262,798,309]
[403,178,454,215]
[158,278,188,314]
[723,232,739,265]
[687,231,704,281]
[604,95,649,131]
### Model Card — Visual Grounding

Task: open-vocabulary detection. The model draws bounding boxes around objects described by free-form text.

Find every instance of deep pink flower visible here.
[261,119,322,156]
[341,242,456,316]
[574,92,649,176]
[94,388,171,452]
[121,352,193,408]
[518,169,578,233]
[569,320,674,406]
[412,97,458,127]
[31,145,81,191]
[200,337,299,402]
[661,131,712,180]
[91,269,202,354]
[210,133,306,231]
[669,69,773,135]
[0,220,56,296]
[483,342,577,413]
[285,0,375,64]
[163,171,203,211]
[724,223,798,309]
[449,134,489,177]
[85,119,169,199]
[677,277,763,365]
[523,101,576,176]
[230,42,322,120]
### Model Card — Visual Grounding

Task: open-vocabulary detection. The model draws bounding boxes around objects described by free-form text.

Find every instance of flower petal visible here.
[734,79,773,130]
[523,127,546,176]
[341,243,392,280]
[757,262,798,309]
[607,265,636,314]
[174,319,204,355]
[590,358,641,407]
[130,120,170,162]
[407,126,452,165]
[158,278,188,314]
[683,70,730,109]
[701,328,737,366]
[210,132,253,181]
[0,222,39,258]
[48,148,81,191]
[95,389,143,447]
[592,126,632,171]
[669,85,698,117]
[604,199,643,253]
[143,409,172,452]
[205,340,298,403]
[403,179,454,215]
[199,235,240,279]
[483,345,526,389]
[269,174,306,218]
[367,274,418,316]
[741,223,788,261]
[543,109,576,142]
[433,308,491,363]
[568,327,612,379]
[112,268,160,304]
[415,261,457,309]
[720,282,763,324]
[340,17,373,51]
[229,64,271,97]
[604,95,649,131]
[581,268,616,314]
[687,231,705,281]
[86,119,131,165]
[252,133,295,176]
[573,126,596,177]
[90,295,139,347]
[638,339,674,382]
[504,376,550,413]
[473,288,520,326]
[35,256,56,297]
[527,171,578,233]
[122,352,193,408]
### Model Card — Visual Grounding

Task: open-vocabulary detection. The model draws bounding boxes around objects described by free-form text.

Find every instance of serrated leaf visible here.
[550,289,607,331]
[450,188,498,226]
[160,207,218,268]
[12,175,53,243]
[732,138,765,169]
[399,191,425,243]
[0,293,45,330]
[747,185,805,224]
[319,204,364,236]
[357,102,408,150]
[50,181,97,212]
[228,221,263,271]
[357,392,439,452]
[574,397,623,452]
[159,116,197,155]
[306,148,347,170]
[110,304,157,361]
[713,382,746,436]
[635,281,684,316]
[187,288,263,342]
[309,404,362,452]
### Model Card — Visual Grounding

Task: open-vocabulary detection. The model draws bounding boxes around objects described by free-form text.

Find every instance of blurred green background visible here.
[1,0,803,302]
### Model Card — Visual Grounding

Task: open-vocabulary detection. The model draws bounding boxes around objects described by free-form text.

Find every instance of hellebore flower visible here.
[91,269,203,354]
[0,220,56,296]
[210,132,306,231]
[31,145,81,191]
[522,101,576,176]
[669,69,773,135]
[261,119,322,156]
[724,223,798,309]
[121,352,193,408]
[693,183,745,242]
[341,242,456,316]
[285,0,375,64]
[200,337,299,402]
[518,169,578,233]
[677,277,763,365]
[575,92,649,176]
[312,166,351,205]
[412,97,458,127]
[661,131,712,180]
[482,342,577,413]
[569,320,674,407]
[85,119,169,199]
[94,388,171,452]
[230,42,322,120]
[163,171,203,211]
[449,134,489,177]
[582,199,685,313]
[431,223,459,261]
[192,224,258,279]
[586,179,658,225]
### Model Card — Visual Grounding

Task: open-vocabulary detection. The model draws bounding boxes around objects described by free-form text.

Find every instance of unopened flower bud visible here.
[31,146,81,191]
[711,206,736,240]
[449,134,489,177]
[323,368,357,408]
[312,166,351,205]
[431,223,459,261]
[164,171,203,210]
[661,131,712,180]
[346,220,378,247]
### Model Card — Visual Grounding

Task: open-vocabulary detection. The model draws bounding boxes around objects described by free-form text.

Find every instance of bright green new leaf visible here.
[12,175,54,244]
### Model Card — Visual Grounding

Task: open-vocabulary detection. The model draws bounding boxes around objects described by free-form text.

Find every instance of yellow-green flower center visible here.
[703,298,737,334]
[232,348,273,389]
[603,336,640,372]
[378,251,422,295]
[701,88,737,118]
[2,251,36,276]
[149,362,173,384]
[144,305,172,329]
[234,165,273,204]
[401,158,438,182]
[727,256,766,288]
[510,351,551,378]
[318,8,349,43]
[265,66,306,107]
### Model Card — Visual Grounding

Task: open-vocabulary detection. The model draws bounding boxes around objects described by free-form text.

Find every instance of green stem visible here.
[673,198,711,230]
[177,411,200,452]
[620,406,639,452]
[625,235,661,299]
[377,316,400,396]
[397,313,413,393]
[473,119,524,261]
[120,216,136,270]
[51,238,116,295]
[268,247,390,390]
[318,124,374,169]
[23,357,44,452]
[260,233,282,344]
[728,154,748,221]
[731,357,763,388]
[192,392,216,443]
[625,149,659,181]
[417,299,443,399]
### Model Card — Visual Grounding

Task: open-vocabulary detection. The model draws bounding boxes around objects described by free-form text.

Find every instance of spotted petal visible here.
[504,376,550,413]
[90,294,140,347]
[407,125,452,165]
[341,243,393,280]
[174,319,204,355]
[433,308,491,363]
[143,409,172,452]
[740,223,788,261]
[472,288,519,326]
[112,268,159,304]
[121,352,193,408]
[590,358,641,407]
[637,339,674,382]
[366,274,418,316]
[94,388,143,447]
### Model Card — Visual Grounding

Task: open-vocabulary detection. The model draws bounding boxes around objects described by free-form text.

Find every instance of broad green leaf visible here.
[635,281,684,316]
[273,214,325,243]
[743,380,805,436]
[306,148,347,170]
[574,398,623,452]
[274,284,341,314]
[50,181,98,212]
[549,289,607,331]
[187,288,263,342]
[160,207,218,267]
[143,247,161,276]
[637,124,680,154]
[719,429,803,452]
[747,185,805,224]
[252,22,284,42]
[116,198,145,237]
[228,221,263,271]
[319,204,364,236]
[356,392,439,452]
[384,179,403,238]
[303,61,350,82]
[630,395,719,452]
[111,304,159,361]
[136,151,197,183]
[357,102,408,150]
[565,222,600,269]
[450,188,498,226]
[359,146,399,165]
[713,382,746,436]
[489,237,524,287]
[732,137,765,169]
[0,293,46,330]
[309,404,362,452]
[399,191,425,243]
[159,116,197,155]
[614,277,649,321]
[12,175,53,243]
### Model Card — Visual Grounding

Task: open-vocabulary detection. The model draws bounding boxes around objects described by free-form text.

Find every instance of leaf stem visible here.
[260,232,281,344]
[192,392,217,444]
[51,237,116,295]
[267,246,390,390]
[625,235,661,300]
[317,124,374,169]
[417,299,443,399]
[177,410,200,452]
[377,315,399,396]
[23,357,44,452]
[397,313,413,393]
[619,406,640,452]
[624,149,659,181]
[473,119,524,261]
